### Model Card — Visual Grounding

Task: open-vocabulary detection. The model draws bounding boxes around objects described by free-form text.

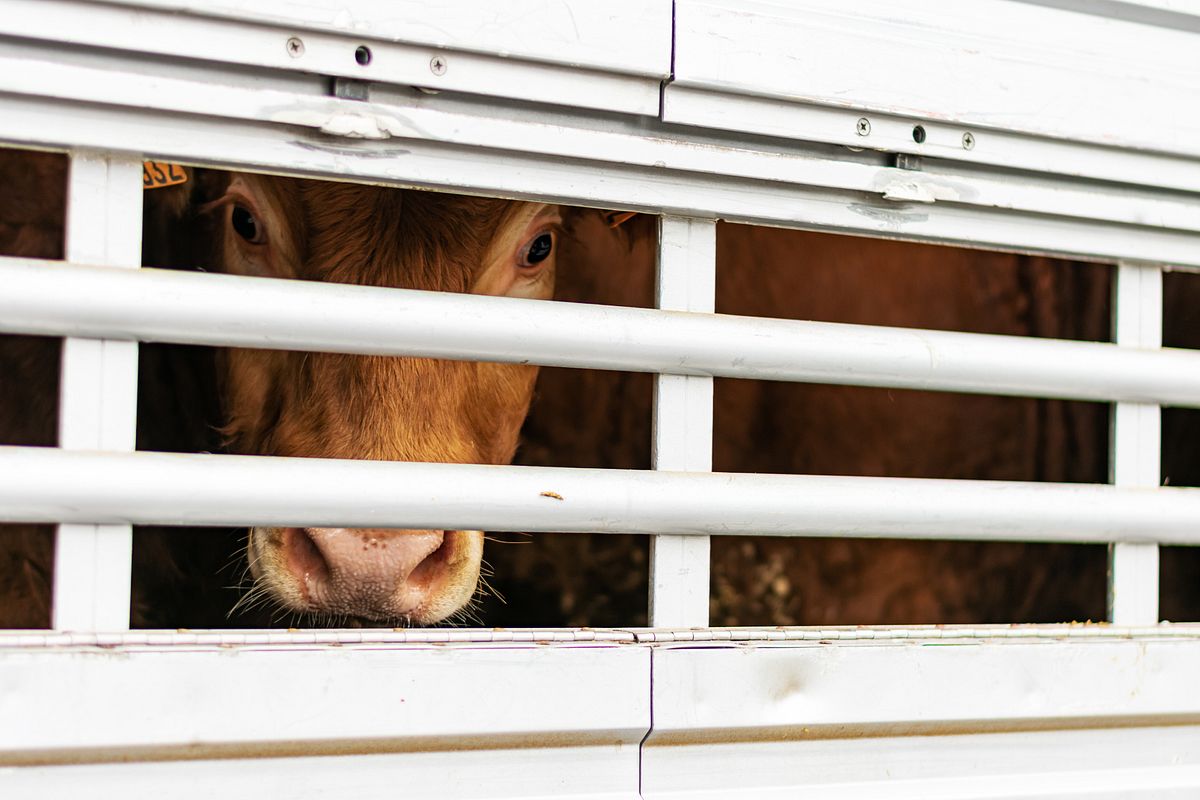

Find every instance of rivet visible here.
[286,37,305,58]
[856,117,871,136]
[962,131,976,150]
[430,55,448,76]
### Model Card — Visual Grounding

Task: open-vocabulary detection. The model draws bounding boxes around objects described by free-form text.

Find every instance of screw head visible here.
[856,117,871,136]
[962,132,975,150]
[286,37,305,57]
[429,55,447,76]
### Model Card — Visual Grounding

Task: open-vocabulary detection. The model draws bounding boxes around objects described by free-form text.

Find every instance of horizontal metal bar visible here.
[2,446,1198,544]
[0,628,640,649]
[3,624,1198,651]
[4,258,1200,406]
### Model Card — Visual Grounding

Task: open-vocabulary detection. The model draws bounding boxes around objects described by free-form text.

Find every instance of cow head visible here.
[147,170,631,625]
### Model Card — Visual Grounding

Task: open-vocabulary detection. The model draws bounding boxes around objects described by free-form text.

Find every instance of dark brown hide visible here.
[0,152,258,628]
[493,223,1123,626]
[0,150,64,628]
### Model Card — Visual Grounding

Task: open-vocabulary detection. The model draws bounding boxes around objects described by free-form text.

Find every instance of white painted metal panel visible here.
[643,639,1200,797]
[1109,263,1164,624]
[2,0,671,115]
[6,446,1200,545]
[1,749,638,800]
[7,259,1200,407]
[3,39,1200,262]
[52,153,141,631]
[100,0,672,75]
[2,43,1199,232]
[650,217,716,628]
[0,642,648,799]
[670,0,1200,165]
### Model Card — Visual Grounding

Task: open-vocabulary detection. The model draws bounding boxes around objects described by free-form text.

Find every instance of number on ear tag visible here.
[142,162,188,190]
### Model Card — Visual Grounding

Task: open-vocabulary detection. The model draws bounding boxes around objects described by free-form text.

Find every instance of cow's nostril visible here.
[281,527,330,596]
[406,533,454,590]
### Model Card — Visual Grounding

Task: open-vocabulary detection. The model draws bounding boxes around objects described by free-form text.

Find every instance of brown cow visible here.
[0,149,629,627]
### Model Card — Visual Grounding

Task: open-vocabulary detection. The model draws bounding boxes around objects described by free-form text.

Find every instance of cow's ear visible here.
[142,167,228,270]
[601,210,638,228]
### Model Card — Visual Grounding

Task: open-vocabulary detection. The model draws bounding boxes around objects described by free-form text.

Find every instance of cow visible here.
[0,148,632,628]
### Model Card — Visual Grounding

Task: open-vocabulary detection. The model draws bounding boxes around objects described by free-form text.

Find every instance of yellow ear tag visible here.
[142,161,188,190]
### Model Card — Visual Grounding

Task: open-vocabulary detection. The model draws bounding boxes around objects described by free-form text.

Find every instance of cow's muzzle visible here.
[250,526,483,624]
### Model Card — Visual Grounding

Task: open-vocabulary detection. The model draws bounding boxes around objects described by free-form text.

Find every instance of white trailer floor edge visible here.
[2,631,1198,799]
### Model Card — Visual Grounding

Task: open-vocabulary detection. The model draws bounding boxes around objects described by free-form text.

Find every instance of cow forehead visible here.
[246,175,531,292]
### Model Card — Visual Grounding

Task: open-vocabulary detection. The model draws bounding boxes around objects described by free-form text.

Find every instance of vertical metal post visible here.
[1107,262,1162,625]
[52,152,142,630]
[649,216,715,628]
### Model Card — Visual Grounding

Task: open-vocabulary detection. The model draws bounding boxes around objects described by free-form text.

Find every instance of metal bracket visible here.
[331,78,370,102]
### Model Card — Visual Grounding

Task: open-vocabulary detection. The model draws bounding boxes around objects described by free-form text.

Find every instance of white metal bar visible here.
[5,258,1200,407]
[662,81,1200,199]
[628,623,1200,643]
[5,446,1200,545]
[52,153,141,631]
[1109,263,1164,624]
[0,628,640,649]
[650,217,715,627]
[5,622,1200,651]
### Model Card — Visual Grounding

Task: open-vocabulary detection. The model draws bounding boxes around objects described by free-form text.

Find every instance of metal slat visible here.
[4,258,1200,407]
[51,153,141,631]
[5,446,1200,545]
[650,217,715,627]
[1109,263,1164,624]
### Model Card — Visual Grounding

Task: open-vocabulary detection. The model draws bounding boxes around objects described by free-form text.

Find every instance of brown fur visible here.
[493,224,1126,626]
[0,150,64,628]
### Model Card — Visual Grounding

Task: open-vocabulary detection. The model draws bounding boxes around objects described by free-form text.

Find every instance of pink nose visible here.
[279,527,450,619]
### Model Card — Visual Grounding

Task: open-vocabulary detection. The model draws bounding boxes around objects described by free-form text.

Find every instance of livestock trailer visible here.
[2,0,1200,796]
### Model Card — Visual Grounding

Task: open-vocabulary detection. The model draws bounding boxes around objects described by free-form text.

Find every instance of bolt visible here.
[286,37,305,58]
[962,131,975,150]
[430,55,447,76]
[856,117,871,136]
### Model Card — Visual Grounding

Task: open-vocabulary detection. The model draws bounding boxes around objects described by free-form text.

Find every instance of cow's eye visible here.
[231,205,264,244]
[519,232,554,268]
